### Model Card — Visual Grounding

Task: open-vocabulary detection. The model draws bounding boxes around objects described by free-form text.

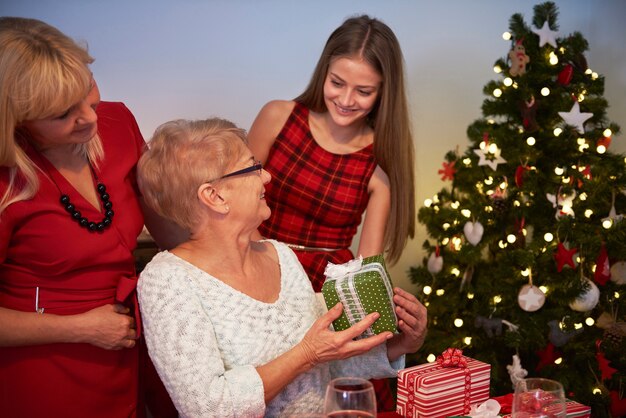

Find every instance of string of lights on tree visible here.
[409,3,625,416]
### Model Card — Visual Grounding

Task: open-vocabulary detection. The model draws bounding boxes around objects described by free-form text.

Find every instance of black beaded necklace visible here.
[46,161,115,232]
[58,165,115,232]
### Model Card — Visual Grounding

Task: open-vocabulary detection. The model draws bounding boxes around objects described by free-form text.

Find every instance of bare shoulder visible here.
[248,100,297,161]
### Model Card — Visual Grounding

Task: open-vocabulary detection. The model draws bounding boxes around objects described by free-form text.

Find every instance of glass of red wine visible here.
[323,377,376,418]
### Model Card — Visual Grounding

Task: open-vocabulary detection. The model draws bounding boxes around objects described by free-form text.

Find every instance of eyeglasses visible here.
[208,159,263,182]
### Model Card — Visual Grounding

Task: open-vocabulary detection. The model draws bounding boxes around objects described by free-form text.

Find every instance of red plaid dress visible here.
[259,102,376,292]
[259,102,395,412]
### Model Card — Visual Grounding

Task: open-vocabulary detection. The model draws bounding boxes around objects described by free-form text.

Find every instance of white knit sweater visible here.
[138,240,403,418]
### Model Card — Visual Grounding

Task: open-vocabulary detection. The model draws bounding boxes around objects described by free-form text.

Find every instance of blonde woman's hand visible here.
[387,287,427,360]
[75,304,138,350]
[297,302,393,368]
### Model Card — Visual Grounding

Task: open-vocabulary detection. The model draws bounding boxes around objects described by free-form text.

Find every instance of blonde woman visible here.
[0,17,175,417]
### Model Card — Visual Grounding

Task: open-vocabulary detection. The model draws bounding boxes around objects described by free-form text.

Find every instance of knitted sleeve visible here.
[138,253,266,418]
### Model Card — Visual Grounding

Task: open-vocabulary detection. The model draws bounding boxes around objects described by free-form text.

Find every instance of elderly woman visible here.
[137,118,427,417]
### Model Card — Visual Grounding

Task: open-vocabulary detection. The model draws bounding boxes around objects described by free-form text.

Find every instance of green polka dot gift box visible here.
[321,254,398,336]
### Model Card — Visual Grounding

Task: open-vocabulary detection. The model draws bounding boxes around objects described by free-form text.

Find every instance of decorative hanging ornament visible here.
[546,189,576,219]
[554,242,578,272]
[427,246,443,274]
[532,21,559,48]
[515,164,530,188]
[508,39,530,77]
[609,261,626,285]
[473,146,506,171]
[520,96,539,133]
[569,277,600,312]
[602,190,624,225]
[597,135,612,150]
[548,319,583,347]
[558,101,593,134]
[594,243,611,285]
[463,221,484,246]
[438,160,456,181]
[557,64,573,86]
[490,182,509,215]
[507,354,528,389]
[518,283,545,312]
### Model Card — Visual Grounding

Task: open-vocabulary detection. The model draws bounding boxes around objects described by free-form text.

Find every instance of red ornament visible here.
[596,340,617,381]
[438,160,457,181]
[557,64,573,86]
[515,164,529,188]
[554,242,578,272]
[594,243,611,285]
[436,348,467,368]
[535,342,561,371]
[597,135,612,149]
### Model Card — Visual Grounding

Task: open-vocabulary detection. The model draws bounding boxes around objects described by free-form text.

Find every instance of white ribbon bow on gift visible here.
[324,255,363,279]
[468,399,501,418]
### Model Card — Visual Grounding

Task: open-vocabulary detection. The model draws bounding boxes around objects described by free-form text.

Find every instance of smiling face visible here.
[323,56,382,127]
[20,81,101,152]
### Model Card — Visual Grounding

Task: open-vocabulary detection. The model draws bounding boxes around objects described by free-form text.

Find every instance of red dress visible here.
[0,102,145,418]
[258,102,377,292]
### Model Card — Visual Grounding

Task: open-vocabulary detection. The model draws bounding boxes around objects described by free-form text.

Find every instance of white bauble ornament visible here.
[610,261,626,285]
[518,284,545,312]
[427,252,443,274]
[463,221,484,246]
[569,278,600,312]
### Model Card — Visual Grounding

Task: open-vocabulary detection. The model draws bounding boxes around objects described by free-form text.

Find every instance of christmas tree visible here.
[409,2,625,416]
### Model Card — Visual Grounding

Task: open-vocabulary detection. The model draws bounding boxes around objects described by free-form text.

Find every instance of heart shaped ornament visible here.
[427,252,444,274]
[464,221,484,246]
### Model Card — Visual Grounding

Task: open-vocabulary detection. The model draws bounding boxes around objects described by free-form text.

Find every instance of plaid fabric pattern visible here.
[259,102,377,290]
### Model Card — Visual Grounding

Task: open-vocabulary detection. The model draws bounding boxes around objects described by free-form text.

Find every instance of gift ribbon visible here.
[437,348,472,414]
[324,255,363,279]
[469,399,501,417]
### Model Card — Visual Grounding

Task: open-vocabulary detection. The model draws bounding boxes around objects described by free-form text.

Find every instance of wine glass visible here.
[323,377,377,418]
[512,378,566,418]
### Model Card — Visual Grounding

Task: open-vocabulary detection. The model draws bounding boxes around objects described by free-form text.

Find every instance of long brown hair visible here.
[0,17,103,215]
[295,15,415,264]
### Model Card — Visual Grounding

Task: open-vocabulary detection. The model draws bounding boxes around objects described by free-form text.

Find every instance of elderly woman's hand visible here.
[75,304,138,350]
[297,302,393,368]
[386,287,427,361]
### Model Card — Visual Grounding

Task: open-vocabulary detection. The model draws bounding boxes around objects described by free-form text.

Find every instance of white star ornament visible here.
[532,21,559,48]
[558,102,593,134]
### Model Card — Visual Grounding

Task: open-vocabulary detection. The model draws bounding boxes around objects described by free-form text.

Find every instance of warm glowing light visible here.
[585,69,593,75]
[493,88,503,98]
[494,65,502,74]
[578,94,585,102]
[584,209,593,218]
[423,286,432,295]
[521,268,530,277]
[593,388,602,395]
[493,295,502,304]
[549,52,559,65]
[452,237,462,250]
[577,138,586,145]
[553,128,563,137]
[467,293,474,299]
[488,143,498,154]
[539,286,548,294]
[424,199,433,207]
[461,209,472,218]
[436,289,445,296]
[451,201,460,209]
[574,323,583,330]
[441,238,450,245]
[503,77,513,86]
[485,206,493,213]
[451,268,460,277]
[443,223,450,230]
[500,181,507,189]
[597,145,607,154]
[554,357,563,365]
[579,192,587,200]
[615,292,621,299]
[541,87,550,96]
[544,233,554,242]
[502,32,512,40]
[603,219,613,229]
[554,167,564,175]
[526,137,536,146]
[592,72,599,80]
[507,234,517,244]
[498,240,507,249]
[585,317,595,326]
[464,337,472,345]
[463,158,472,166]
[562,176,570,184]
[485,176,494,185]
[454,319,463,328]
[604,128,613,137]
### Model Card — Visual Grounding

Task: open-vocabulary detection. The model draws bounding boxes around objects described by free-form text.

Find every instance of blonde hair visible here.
[138,118,248,230]
[295,15,415,264]
[0,17,103,214]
